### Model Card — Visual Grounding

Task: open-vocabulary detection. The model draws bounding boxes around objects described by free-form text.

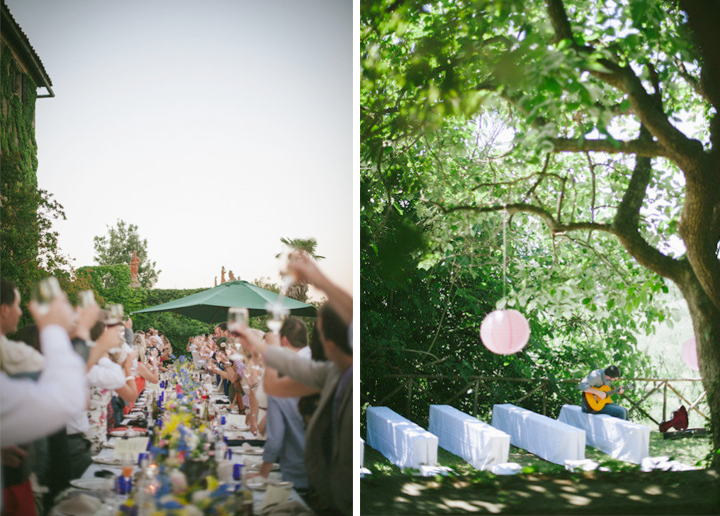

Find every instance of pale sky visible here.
[7,0,353,299]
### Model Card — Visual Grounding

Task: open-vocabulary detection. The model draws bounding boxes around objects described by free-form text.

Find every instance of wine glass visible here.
[103,304,124,326]
[265,300,288,334]
[227,307,249,335]
[77,290,96,309]
[32,277,62,315]
[266,318,282,333]
[277,245,298,296]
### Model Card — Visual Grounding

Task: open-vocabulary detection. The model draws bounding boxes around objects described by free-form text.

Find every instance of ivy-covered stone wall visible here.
[1,41,44,310]
[1,42,39,185]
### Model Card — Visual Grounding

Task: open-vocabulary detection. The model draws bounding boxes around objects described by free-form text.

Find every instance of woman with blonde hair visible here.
[132,332,159,384]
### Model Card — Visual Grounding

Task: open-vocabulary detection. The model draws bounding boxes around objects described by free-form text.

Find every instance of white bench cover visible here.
[360,438,364,468]
[491,403,585,465]
[366,406,438,469]
[558,405,650,464]
[428,405,510,470]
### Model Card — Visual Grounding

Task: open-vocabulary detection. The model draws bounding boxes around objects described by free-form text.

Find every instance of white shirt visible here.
[298,346,312,360]
[66,357,126,435]
[87,357,126,390]
[0,334,45,374]
[0,325,87,446]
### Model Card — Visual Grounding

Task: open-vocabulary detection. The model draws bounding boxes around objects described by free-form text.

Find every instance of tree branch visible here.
[544,0,706,172]
[424,200,613,235]
[675,59,710,104]
[611,127,684,281]
[549,137,668,157]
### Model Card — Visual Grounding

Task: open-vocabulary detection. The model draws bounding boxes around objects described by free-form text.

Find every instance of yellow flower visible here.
[206,475,218,491]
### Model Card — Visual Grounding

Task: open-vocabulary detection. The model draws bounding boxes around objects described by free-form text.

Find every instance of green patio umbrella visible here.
[131,280,316,324]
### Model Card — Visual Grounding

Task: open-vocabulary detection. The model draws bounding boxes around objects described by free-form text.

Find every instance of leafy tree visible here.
[362,0,720,463]
[1,152,73,329]
[93,220,160,288]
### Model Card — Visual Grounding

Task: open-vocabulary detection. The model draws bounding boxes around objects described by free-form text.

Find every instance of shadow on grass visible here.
[361,467,720,515]
[361,436,717,515]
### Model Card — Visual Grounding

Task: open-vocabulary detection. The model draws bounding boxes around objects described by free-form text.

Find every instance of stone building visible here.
[1,1,55,293]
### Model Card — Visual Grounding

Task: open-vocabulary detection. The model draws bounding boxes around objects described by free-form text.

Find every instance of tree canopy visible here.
[93,219,161,288]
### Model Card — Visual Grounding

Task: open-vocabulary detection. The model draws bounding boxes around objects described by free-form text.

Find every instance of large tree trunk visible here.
[675,266,720,467]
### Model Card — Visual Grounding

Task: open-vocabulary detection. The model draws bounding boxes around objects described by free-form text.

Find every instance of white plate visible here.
[242,449,264,456]
[69,478,112,490]
[247,481,267,491]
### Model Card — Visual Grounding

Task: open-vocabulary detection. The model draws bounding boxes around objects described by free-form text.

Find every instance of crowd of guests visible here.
[0,279,174,516]
[1,252,352,516]
[185,253,352,515]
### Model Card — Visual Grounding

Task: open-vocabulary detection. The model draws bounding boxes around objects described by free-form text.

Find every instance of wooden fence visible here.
[372,374,707,426]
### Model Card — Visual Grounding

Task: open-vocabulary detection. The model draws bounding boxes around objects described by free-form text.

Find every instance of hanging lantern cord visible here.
[502,204,507,302]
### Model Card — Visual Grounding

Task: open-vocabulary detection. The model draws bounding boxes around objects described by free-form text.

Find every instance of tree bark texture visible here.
[675,267,720,467]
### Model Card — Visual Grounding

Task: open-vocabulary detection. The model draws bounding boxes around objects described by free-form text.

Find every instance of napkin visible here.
[489,462,523,475]
[243,456,263,468]
[260,485,291,512]
[55,493,102,516]
[564,459,599,472]
[261,500,312,516]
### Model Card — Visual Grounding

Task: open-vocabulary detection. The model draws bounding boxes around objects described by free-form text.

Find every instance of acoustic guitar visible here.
[583,383,634,412]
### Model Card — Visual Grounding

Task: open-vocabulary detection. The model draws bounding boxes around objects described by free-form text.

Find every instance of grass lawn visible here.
[361,432,716,514]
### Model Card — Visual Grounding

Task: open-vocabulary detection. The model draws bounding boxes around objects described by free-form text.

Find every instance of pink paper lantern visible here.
[682,336,699,371]
[480,309,530,355]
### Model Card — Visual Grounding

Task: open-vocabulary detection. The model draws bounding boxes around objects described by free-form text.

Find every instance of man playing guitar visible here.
[578,365,629,419]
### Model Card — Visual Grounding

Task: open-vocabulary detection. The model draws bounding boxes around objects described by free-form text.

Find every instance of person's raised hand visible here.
[235,325,267,356]
[287,251,322,286]
[28,293,74,333]
[123,352,134,375]
[73,303,101,341]
[264,332,280,347]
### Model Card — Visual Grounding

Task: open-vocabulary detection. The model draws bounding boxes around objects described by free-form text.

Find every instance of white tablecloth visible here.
[366,406,438,469]
[428,405,510,470]
[52,437,306,515]
[491,404,585,465]
[558,405,650,464]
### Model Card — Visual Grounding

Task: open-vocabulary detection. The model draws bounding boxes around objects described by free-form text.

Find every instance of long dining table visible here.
[50,379,311,515]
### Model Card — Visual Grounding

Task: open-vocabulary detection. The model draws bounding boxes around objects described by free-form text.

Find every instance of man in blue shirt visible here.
[248,317,309,490]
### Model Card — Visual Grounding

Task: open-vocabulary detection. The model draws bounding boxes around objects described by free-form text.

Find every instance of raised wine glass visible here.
[32,277,62,315]
[227,307,249,335]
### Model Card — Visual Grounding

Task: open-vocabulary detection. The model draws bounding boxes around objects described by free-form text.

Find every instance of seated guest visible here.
[248,317,311,492]
[84,319,138,454]
[132,332,159,384]
[66,313,127,479]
